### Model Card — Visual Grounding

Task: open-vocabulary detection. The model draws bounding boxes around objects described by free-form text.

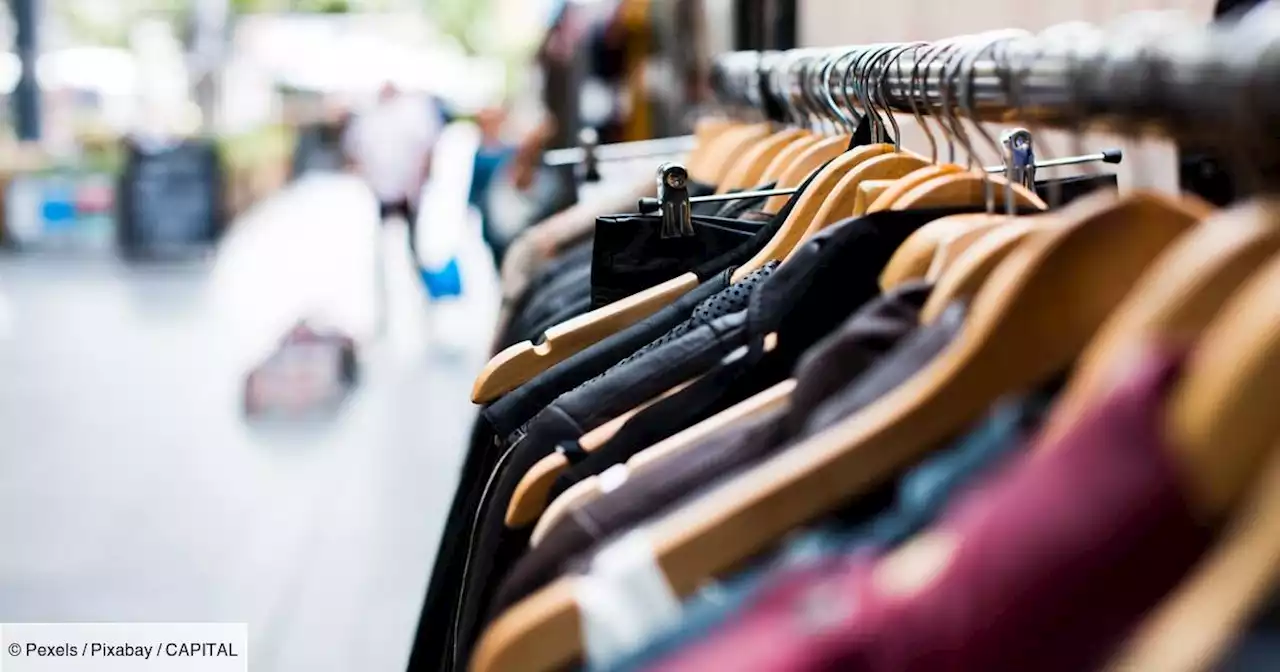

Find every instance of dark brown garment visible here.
[489,290,964,617]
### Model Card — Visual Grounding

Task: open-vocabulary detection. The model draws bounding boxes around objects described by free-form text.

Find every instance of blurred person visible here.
[470,106,517,269]
[508,0,589,212]
[343,81,442,276]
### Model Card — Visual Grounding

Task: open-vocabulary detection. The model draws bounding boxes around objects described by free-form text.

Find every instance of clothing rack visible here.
[707,12,1280,163]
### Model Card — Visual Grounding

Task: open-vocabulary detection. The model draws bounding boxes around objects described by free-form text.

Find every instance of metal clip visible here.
[654,162,695,238]
[1001,128,1036,189]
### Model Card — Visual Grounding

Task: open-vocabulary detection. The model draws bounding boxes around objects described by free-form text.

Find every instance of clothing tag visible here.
[556,440,589,464]
[599,464,631,494]
[575,529,682,668]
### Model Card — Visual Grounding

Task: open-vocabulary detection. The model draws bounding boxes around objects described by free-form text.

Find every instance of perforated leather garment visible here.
[416,169,835,672]
[583,262,780,387]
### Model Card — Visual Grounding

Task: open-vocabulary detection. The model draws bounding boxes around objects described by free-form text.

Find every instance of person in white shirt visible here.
[343,82,442,261]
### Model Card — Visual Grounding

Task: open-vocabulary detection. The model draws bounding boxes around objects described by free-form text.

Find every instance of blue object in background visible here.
[40,182,76,230]
[420,258,463,299]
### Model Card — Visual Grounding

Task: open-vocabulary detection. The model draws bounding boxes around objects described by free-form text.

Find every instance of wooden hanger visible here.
[531,476,600,547]
[691,118,742,179]
[505,378,696,527]
[742,142,894,278]
[684,120,747,183]
[471,123,776,402]
[758,134,822,188]
[473,131,862,403]
[890,171,1048,211]
[530,379,796,547]
[472,276,702,402]
[1098,203,1280,672]
[1101,250,1280,672]
[878,213,1005,290]
[853,178,896,215]
[925,218,1009,280]
[918,220,1041,324]
[1107,442,1280,672]
[805,151,932,236]
[761,134,852,212]
[865,164,965,212]
[1041,198,1274,447]
[470,191,1207,672]
[1162,246,1280,520]
[716,128,809,193]
[699,123,774,186]
[506,334,779,528]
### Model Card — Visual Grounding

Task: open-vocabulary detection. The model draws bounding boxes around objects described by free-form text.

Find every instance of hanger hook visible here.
[959,32,1029,213]
[837,45,870,138]
[861,44,901,144]
[908,41,944,163]
[821,47,858,132]
[810,51,842,134]
[852,44,888,141]
[932,38,967,166]
[874,42,924,151]
[782,52,805,129]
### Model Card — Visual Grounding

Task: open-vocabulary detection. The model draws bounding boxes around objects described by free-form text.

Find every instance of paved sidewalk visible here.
[0,173,498,671]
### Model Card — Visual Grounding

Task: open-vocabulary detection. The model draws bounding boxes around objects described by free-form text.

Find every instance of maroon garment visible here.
[647,346,1211,672]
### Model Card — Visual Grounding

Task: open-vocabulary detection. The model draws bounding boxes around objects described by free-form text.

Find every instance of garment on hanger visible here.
[543,280,934,513]
[448,263,780,667]
[632,347,1211,672]
[485,163,830,443]
[414,162,833,672]
[590,211,767,309]
[602,386,1058,671]
[537,206,1002,506]
[497,240,596,350]
[489,284,958,614]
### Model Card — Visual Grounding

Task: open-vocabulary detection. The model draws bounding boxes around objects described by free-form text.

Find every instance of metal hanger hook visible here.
[861,43,905,144]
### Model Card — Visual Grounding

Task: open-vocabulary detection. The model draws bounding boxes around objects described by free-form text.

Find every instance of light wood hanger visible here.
[684,121,747,183]
[531,477,601,547]
[470,191,1207,672]
[878,213,1004,291]
[471,121,774,402]
[1041,198,1275,447]
[472,276,702,402]
[1162,246,1280,520]
[716,128,809,193]
[530,379,797,546]
[805,151,932,235]
[505,378,696,527]
[761,134,851,213]
[854,178,897,215]
[701,123,774,186]
[506,333,780,528]
[1105,441,1280,672]
[740,142,893,278]
[1101,250,1280,672]
[918,220,1042,324]
[890,171,1048,211]
[1098,202,1280,672]
[473,134,864,403]
[521,147,942,531]
[685,118,740,178]
[865,164,965,212]
[925,218,1008,280]
[758,134,822,188]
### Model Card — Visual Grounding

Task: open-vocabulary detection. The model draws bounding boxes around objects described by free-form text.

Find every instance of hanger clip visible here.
[1001,128,1036,190]
[653,162,695,238]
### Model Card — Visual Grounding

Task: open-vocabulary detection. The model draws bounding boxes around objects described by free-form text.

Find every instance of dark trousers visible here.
[379,199,420,264]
